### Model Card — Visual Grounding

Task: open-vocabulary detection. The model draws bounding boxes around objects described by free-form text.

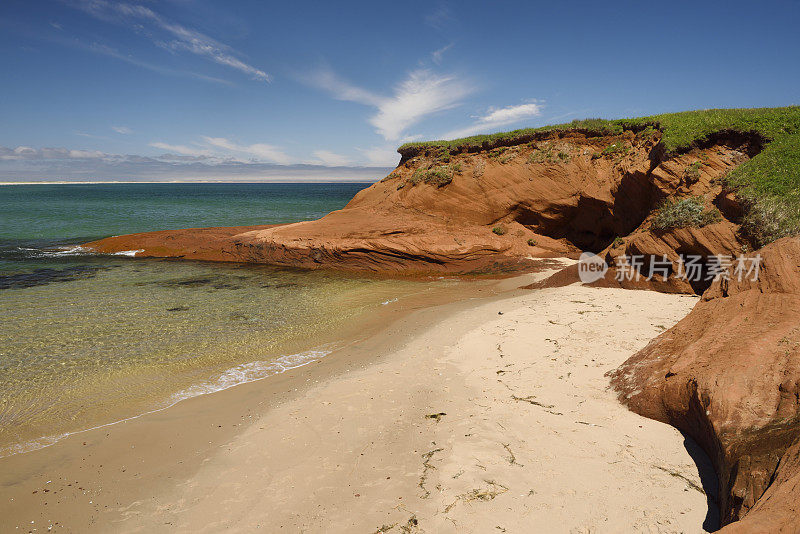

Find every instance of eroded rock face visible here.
[85,131,750,276]
[608,237,800,530]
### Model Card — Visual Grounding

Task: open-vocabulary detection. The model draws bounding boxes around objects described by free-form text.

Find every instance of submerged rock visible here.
[0,265,104,290]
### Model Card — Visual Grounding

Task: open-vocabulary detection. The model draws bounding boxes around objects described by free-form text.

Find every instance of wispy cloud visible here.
[303,69,384,107]
[443,101,543,139]
[112,125,132,134]
[71,0,270,82]
[149,142,210,157]
[371,70,473,140]
[200,137,291,165]
[424,5,453,30]
[312,150,350,166]
[89,42,232,84]
[307,68,473,141]
[147,136,293,165]
[74,131,108,140]
[431,43,453,65]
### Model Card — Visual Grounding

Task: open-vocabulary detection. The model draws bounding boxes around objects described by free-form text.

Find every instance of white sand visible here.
[115,284,708,533]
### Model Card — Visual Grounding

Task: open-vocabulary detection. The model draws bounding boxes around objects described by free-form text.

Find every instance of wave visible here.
[11,245,92,259]
[9,245,147,260]
[171,349,330,402]
[111,249,144,257]
[0,348,332,458]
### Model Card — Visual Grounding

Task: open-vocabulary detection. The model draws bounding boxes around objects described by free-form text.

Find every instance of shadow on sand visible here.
[682,434,720,532]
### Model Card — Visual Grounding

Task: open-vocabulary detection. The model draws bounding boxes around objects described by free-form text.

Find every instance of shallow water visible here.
[0,183,460,455]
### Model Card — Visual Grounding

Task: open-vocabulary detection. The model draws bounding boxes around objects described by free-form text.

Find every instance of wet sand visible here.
[0,268,714,533]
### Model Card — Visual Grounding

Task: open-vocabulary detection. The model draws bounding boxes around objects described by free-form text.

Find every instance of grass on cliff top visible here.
[399,106,800,245]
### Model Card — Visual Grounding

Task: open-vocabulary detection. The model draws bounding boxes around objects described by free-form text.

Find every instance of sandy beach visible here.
[0,269,715,533]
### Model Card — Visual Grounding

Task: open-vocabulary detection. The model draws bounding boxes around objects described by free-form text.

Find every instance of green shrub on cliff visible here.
[651,196,722,230]
[492,226,507,235]
[409,164,458,187]
[399,106,800,245]
[684,161,703,183]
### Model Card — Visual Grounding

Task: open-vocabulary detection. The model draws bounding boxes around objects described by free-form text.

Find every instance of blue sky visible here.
[1,0,799,181]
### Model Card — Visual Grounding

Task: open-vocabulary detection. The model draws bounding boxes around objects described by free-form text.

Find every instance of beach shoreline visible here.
[0,267,715,532]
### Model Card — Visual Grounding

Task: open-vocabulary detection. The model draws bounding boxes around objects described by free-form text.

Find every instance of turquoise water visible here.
[0,183,461,456]
[0,182,368,275]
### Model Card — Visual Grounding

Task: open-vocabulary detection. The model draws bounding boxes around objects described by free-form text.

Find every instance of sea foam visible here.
[171,349,331,402]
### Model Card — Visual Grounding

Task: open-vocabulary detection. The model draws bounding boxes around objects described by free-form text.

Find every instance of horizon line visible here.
[0,179,380,185]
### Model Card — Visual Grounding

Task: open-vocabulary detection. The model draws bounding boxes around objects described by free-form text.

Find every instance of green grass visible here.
[398,106,800,245]
[601,141,629,157]
[528,146,555,163]
[488,147,508,159]
[399,117,625,156]
[651,196,722,230]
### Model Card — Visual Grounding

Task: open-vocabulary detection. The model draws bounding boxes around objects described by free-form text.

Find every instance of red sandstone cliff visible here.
[85,129,749,278]
[608,237,800,531]
[83,127,800,531]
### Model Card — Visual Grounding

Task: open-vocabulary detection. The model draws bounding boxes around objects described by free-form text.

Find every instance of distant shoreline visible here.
[0,180,379,185]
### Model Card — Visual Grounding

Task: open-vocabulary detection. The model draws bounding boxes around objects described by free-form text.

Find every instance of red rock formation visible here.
[86,131,749,277]
[608,237,800,531]
[84,224,277,262]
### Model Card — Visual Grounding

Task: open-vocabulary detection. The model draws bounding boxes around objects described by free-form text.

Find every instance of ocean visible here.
[0,183,460,456]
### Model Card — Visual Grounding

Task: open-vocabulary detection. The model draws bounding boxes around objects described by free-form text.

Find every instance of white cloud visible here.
[68,149,106,159]
[371,70,472,140]
[201,136,291,165]
[163,38,270,83]
[74,131,108,139]
[244,144,291,164]
[308,68,473,141]
[73,0,270,82]
[312,150,350,166]
[85,42,232,85]
[443,101,543,139]
[0,144,393,182]
[200,137,238,151]
[0,146,108,160]
[480,103,543,124]
[304,69,384,107]
[149,142,210,157]
[357,146,400,167]
[112,125,132,134]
